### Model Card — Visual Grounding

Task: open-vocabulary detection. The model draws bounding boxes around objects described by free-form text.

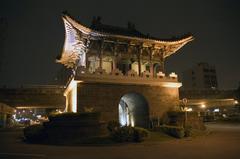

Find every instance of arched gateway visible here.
[57,13,193,128]
[119,93,149,128]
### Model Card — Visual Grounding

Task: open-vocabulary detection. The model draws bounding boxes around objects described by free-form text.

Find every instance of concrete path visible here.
[0,123,240,159]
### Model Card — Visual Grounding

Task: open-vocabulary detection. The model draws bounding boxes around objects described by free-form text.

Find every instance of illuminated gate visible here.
[118,92,149,128]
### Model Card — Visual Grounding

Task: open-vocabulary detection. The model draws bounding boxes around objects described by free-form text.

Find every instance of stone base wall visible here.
[164,111,206,130]
[76,83,180,125]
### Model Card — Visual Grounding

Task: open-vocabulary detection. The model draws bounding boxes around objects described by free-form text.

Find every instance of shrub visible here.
[23,124,46,142]
[107,121,149,142]
[110,126,134,142]
[184,125,192,137]
[161,125,185,138]
[107,120,120,132]
[133,127,149,142]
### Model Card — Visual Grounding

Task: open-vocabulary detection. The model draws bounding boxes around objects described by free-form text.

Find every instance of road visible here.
[0,123,240,159]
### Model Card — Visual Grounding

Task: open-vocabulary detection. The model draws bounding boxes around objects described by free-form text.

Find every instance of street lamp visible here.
[234,100,238,105]
[200,104,207,119]
[201,104,206,108]
[182,98,188,128]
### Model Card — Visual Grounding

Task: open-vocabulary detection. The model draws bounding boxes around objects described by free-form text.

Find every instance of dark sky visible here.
[0,0,240,89]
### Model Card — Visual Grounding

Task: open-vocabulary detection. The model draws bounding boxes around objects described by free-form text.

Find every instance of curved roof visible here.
[57,13,194,68]
[62,14,194,45]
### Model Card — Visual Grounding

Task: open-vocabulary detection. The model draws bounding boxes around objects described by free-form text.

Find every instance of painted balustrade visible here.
[75,67,180,87]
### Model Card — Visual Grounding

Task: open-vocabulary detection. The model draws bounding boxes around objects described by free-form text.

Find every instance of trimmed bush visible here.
[23,124,46,142]
[110,126,135,142]
[107,120,120,132]
[161,125,185,138]
[107,121,149,142]
[133,127,149,142]
[24,112,107,144]
[184,125,192,137]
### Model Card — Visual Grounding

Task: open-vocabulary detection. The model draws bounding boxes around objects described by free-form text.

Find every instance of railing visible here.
[74,66,181,87]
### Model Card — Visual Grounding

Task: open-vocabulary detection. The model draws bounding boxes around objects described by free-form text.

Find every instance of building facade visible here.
[180,89,239,121]
[182,63,218,90]
[0,103,15,128]
[57,13,193,127]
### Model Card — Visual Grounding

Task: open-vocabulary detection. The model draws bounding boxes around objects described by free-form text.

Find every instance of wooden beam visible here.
[99,39,104,69]
[138,45,143,76]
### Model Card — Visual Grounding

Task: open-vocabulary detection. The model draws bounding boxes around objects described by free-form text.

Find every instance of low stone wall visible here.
[43,112,107,139]
[163,111,206,130]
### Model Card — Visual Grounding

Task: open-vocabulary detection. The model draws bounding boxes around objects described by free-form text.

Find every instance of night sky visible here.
[0,0,240,89]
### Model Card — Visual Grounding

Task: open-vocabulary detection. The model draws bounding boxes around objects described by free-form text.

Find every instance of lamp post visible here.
[234,100,239,113]
[200,104,206,121]
[182,98,188,128]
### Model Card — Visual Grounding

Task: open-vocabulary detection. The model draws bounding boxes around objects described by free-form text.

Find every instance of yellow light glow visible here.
[162,82,182,88]
[201,104,206,108]
[71,81,77,113]
[64,79,78,113]
[235,100,239,104]
[186,107,192,112]
[131,117,135,127]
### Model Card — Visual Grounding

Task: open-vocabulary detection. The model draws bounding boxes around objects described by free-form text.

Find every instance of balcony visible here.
[74,67,182,88]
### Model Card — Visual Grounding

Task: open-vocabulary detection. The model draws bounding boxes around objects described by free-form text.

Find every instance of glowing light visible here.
[213,108,220,112]
[201,104,206,108]
[235,100,239,104]
[56,109,63,114]
[64,79,77,113]
[162,82,182,88]
[130,117,135,127]
[71,82,77,113]
[186,107,192,112]
[157,71,165,77]
[119,101,135,127]
[119,103,127,126]
[169,72,178,78]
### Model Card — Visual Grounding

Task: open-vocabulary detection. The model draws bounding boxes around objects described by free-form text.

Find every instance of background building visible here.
[182,62,218,90]
[0,103,15,128]
[180,67,240,120]
[179,89,239,121]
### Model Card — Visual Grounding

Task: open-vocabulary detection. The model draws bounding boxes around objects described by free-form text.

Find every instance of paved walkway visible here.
[0,123,240,159]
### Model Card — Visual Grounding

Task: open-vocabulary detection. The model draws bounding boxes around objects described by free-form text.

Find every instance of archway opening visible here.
[118,93,149,128]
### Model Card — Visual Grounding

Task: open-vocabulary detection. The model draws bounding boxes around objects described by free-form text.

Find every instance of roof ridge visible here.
[62,11,194,43]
